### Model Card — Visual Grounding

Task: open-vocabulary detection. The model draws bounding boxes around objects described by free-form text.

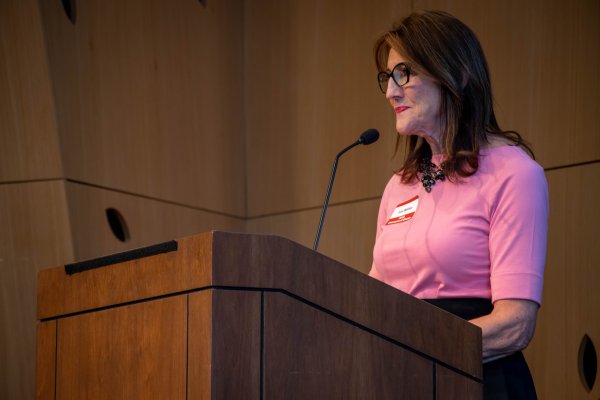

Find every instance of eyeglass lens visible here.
[378,63,409,93]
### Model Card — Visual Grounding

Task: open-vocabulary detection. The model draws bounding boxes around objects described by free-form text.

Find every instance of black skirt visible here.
[424,298,537,400]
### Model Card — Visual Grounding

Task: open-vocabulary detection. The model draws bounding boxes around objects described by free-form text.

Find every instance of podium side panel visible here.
[188,289,261,400]
[214,289,261,399]
[436,365,482,400]
[36,321,56,400]
[56,296,187,399]
[263,292,434,399]
[211,231,482,379]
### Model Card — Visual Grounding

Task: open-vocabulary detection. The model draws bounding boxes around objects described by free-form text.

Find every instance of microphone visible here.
[313,128,380,251]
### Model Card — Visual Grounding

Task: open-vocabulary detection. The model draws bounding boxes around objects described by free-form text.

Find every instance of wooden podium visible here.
[36,231,482,399]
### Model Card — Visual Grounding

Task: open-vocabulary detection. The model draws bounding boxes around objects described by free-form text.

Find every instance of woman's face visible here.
[385,48,443,151]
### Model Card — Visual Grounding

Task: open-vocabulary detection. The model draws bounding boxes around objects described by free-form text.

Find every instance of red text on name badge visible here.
[386,195,419,225]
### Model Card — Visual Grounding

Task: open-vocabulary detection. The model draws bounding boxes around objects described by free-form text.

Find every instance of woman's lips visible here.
[395,106,409,113]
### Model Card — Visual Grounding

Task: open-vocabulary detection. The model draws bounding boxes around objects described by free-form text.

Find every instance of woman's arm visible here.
[469,299,539,362]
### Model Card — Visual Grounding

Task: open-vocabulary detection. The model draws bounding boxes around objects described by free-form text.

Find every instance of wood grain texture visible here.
[263,291,435,399]
[0,0,62,182]
[37,232,213,320]
[208,232,482,379]
[246,198,380,274]
[188,291,212,400]
[244,0,409,217]
[188,289,262,400]
[35,321,56,400]
[0,181,73,400]
[413,0,600,169]
[65,181,245,262]
[38,0,245,215]
[212,290,261,399]
[38,231,482,379]
[524,163,600,399]
[436,364,482,400]
[56,296,187,399]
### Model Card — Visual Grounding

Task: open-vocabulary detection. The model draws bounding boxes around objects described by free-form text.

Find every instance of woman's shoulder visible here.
[480,144,543,174]
[478,145,547,199]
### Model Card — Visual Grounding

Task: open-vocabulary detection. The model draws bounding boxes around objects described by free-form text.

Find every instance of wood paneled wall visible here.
[2,0,246,397]
[524,164,600,399]
[39,0,246,216]
[0,0,63,183]
[0,0,71,398]
[0,181,73,399]
[244,0,413,272]
[246,0,600,270]
[414,0,600,168]
[246,199,380,272]
[65,182,244,262]
[244,0,409,218]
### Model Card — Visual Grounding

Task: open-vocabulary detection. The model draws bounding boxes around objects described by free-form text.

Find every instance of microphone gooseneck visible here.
[313,128,380,252]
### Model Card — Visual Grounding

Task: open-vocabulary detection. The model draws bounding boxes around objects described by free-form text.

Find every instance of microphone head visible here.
[359,128,379,145]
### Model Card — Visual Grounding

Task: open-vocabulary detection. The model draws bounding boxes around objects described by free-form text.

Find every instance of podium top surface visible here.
[37,231,482,379]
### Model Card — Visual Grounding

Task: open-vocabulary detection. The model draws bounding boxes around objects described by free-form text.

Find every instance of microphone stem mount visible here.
[313,140,361,252]
[313,128,379,253]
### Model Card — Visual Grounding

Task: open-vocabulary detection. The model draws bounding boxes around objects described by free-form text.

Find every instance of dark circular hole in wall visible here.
[105,208,130,242]
[61,0,76,24]
[578,334,597,392]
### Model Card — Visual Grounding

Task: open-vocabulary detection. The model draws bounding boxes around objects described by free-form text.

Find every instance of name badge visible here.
[386,195,419,225]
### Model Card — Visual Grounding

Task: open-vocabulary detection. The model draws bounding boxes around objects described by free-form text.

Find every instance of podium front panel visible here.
[55,296,187,399]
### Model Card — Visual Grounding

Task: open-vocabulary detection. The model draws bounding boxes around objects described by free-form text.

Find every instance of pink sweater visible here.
[369,146,548,305]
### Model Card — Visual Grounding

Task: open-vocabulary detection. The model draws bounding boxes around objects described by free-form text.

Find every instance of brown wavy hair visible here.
[374,10,532,182]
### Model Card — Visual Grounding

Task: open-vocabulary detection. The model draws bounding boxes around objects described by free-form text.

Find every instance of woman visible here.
[369,11,548,399]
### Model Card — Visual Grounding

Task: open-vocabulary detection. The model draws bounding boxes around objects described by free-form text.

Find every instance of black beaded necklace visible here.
[418,157,446,193]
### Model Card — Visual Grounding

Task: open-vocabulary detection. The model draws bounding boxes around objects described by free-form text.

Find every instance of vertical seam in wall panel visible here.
[186,295,189,400]
[54,320,58,400]
[432,363,436,400]
[60,178,77,262]
[260,291,264,400]
[211,291,216,398]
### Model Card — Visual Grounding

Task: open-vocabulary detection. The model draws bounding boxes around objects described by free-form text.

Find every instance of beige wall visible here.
[526,164,600,399]
[244,0,412,272]
[0,0,598,398]
[39,0,246,217]
[0,1,73,399]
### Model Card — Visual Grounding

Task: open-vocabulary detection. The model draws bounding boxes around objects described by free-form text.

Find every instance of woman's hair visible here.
[374,10,532,182]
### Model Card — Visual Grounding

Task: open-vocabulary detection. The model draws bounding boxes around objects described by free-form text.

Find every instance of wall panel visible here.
[39,0,246,216]
[0,0,62,182]
[0,181,73,399]
[413,0,600,168]
[65,182,245,262]
[524,163,600,399]
[247,199,380,273]
[244,0,411,217]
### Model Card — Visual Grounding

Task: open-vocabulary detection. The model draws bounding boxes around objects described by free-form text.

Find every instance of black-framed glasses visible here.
[377,63,413,94]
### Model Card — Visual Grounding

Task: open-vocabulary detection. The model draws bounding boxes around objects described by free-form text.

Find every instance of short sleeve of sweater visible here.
[488,157,548,305]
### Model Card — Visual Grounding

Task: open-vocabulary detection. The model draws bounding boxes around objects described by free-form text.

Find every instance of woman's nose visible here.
[386,79,403,100]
